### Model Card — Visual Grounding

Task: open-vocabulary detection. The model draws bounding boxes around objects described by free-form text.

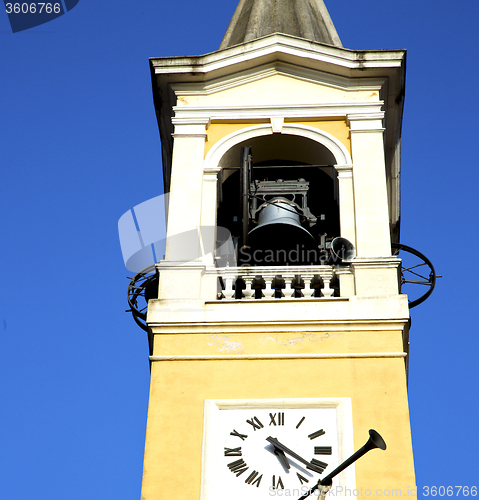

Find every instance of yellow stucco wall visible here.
[205,122,268,157]
[151,331,399,357]
[141,330,416,500]
[292,120,351,155]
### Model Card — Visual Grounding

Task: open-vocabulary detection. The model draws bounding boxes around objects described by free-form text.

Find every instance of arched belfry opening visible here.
[216,133,340,266]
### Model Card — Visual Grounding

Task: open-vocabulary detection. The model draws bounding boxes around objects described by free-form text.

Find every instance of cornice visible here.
[351,257,400,269]
[170,61,385,96]
[150,34,405,80]
[150,352,407,362]
[147,316,410,335]
[172,102,384,122]
[156,261,207,272]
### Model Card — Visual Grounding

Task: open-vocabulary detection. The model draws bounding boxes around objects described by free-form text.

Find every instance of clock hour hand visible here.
[273,446,291,469]
[266,437,322,473]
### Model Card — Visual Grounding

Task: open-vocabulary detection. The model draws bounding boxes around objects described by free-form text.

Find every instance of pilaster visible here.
[335,164,355,245]
[348,113,391,257]
[164,118,209,262]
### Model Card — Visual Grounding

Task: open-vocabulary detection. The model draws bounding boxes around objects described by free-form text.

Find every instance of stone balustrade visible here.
[215,265,337,300]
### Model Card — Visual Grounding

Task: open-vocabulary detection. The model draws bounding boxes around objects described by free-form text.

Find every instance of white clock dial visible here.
[201,399,355,500]
[221,408,338,498]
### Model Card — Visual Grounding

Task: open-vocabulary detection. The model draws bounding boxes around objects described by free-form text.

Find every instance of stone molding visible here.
[171,62,385,96]
[150,352,407,362]
[173,102,384,122]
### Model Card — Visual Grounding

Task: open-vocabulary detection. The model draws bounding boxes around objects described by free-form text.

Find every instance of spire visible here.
[220,0,343,49]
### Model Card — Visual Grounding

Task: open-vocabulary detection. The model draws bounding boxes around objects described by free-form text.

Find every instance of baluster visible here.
[321,276,335,297]
[242,275,255,299]
[223,275,236,300]
[284,275,295,298]
[303,274,315,297]
[264,275,276,298]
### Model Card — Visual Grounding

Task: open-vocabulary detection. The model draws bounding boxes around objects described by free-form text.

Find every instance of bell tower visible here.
[137,1,418,499]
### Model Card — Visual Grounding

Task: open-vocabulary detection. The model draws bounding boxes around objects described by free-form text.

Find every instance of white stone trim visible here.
[348,129,385,135]
[270,116,284,133]
[347,113,385,122]
[203,166,221,181]
[172,117,212,126]
[173,102,384,122]
[171,61,384,96]
[347,113,385,133]
[171,117,210,137]
[204,123,352,172]
[351,257,400,269]
[203,397,354,409]
[172,133,208,138]
[147,309,410,334]
[172,124,208,137]
[150,352,407,361]
[156,261,207,272]
[151,34,405,78]
[335,164,353,178]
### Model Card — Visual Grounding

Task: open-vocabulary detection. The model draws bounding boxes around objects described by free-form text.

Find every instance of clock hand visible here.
[266,437,322,473]
[273,446,291,469]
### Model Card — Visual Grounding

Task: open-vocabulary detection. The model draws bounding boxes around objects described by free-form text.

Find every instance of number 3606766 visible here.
[5,3,61,14]
[423,486,477,497]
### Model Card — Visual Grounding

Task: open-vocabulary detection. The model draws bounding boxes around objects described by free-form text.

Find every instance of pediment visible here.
[171,63,383,110]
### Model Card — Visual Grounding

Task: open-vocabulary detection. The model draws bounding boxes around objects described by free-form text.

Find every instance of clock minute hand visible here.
[266,437,321,473]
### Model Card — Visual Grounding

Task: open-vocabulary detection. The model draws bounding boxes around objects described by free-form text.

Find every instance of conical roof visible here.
[220,0,343,49]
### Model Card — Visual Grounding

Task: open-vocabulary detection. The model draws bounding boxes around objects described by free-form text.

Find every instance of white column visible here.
[335,164,356,246]
[199,166,222,300]
[164,119,209,262]
[200,166,221,266]
[159,118,209,301]
[348,113,391,257]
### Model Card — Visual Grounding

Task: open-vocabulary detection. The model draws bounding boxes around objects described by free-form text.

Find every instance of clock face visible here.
[201,399,354,500]
[221,408,338,497]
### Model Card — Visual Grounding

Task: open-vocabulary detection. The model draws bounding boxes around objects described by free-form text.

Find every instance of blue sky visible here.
[1,1,478,498]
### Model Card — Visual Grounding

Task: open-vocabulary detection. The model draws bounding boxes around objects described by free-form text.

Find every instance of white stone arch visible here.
[203,122,355,245]
[204,123,352,171]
